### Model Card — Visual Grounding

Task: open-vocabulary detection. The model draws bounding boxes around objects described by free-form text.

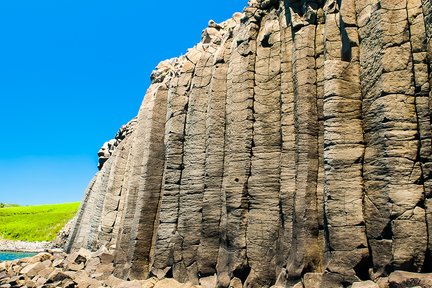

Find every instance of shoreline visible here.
[0,239,52,253]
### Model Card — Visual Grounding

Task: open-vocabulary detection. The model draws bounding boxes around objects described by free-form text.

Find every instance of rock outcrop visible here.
[97,117,138,170]
[52,218,76,250]
[66,0,432,287]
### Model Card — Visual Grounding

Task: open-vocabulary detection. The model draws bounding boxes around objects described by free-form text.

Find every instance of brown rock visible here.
[84,257,100,274]
[352,281,379,288]
[47,269,71,283]
[388,271,432,288]
[52,258,64,268]
[21,252,53,264]
[303,273,323,288]
[199,274,217,288]
[74,271,100,288]
[61,279,76,288]
[229,277,243,288]
[20,262,46,277]
[38,266,54,279]
[35,276,48,286]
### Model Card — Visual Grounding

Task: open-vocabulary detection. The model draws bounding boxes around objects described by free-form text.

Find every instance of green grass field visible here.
[0,202,80,242]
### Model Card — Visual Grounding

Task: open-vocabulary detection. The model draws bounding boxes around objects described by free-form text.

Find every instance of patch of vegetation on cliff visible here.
[0,202,79,242]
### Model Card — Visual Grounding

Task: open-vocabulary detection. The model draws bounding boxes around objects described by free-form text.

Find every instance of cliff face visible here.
[66,0,432,286]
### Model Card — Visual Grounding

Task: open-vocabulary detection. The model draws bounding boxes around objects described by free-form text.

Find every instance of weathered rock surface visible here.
[66,0,432,287]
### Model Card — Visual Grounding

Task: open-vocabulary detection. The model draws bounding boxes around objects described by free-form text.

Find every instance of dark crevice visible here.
[337,0,352,62]
[416,198,426,209]
[354,221,365,227]
[381,222,393,240]
[198,267,216,279]
[261,34,273,47]
[422,249,432,273]
[353,255,372,281]
[396,258,416,272]
[279,200,285,229]
[233,265,251,284]
[166,267,173,278]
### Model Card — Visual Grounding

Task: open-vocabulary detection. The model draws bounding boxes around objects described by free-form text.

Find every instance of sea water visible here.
[0,251,37,262]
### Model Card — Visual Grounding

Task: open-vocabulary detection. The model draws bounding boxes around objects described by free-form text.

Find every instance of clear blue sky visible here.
[0,0,245,205]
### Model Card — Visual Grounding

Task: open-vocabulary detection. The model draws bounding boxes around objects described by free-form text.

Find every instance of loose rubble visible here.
[0,248,206,288]
[1,249,432,287]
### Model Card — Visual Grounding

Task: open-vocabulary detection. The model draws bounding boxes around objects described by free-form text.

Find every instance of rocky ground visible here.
[0,248,206,288]
[0,240,50,253]
[1,247,432,288]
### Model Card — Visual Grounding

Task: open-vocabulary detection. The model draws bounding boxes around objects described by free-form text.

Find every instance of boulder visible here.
[388,271,432,288]
[47,269,71,283]
[19,262,46,277]
[352,280,379,288]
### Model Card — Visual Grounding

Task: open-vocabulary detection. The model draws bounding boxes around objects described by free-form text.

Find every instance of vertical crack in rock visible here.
[314,1,326,282]
[275,4,296,282]
[176,41,216,283]
[111,63,174,279]
[407,0,432,273]
[284,0,321,282]
[152,55,196,277]
[129,79,169,280]
[245,8,282,287]
[421,0,432,271]
[358,0,427,278]
[100,137,133,249]
[65,178,96,252]
[322,0,369,284]
[66,0,432,286]
[78,159,113,251]
[357,0,392,278]
[216,7,260,287]
[199,19,234,278]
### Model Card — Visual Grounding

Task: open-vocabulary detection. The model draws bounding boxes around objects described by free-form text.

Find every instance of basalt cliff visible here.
[65,0,432,287]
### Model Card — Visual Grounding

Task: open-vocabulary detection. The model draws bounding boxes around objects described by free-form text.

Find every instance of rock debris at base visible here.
[0,248,206,288]
[57,0,432,287]
[1,249,432,287]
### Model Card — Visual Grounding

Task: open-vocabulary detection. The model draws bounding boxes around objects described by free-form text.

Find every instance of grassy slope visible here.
[0,202,80,242]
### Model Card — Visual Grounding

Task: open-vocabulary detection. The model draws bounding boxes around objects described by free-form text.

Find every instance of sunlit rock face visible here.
[66,0,432,286]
